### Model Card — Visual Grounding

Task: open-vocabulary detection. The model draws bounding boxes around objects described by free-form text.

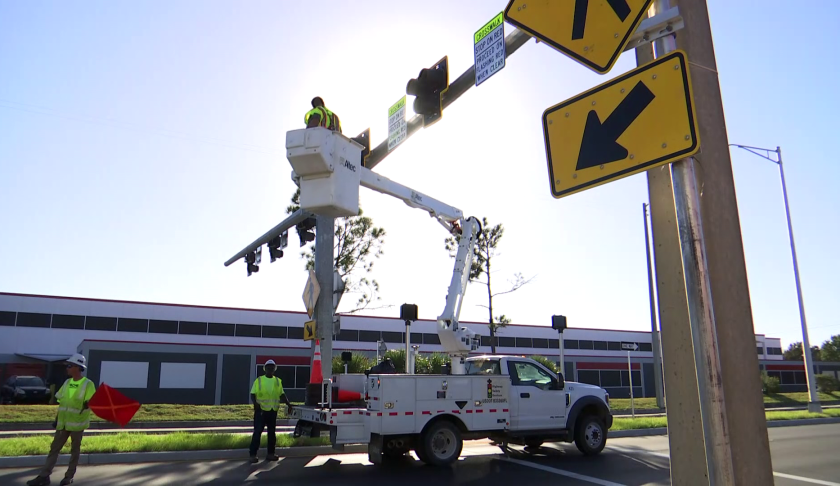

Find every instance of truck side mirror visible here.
[554,373,565,390]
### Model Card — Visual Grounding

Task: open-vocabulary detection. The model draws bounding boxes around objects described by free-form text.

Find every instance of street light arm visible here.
[728,144,780,164]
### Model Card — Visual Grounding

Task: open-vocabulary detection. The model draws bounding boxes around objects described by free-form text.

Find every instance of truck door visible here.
[507,360,565,431]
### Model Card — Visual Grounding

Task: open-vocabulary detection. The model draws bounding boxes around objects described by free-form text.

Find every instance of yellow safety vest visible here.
[56,377,95,432]
[251,375,284,411]
[304,106,341,133]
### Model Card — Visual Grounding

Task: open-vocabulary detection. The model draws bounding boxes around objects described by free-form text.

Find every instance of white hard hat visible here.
[67,353,87,370]
[265,359,276,366]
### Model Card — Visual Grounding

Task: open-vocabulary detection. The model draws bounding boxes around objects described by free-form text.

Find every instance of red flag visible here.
[88,383,142,427]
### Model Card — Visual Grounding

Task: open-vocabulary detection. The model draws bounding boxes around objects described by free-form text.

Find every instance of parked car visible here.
[1,375,51,404]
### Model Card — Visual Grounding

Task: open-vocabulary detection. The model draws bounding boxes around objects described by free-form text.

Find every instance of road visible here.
[1,424,837,485]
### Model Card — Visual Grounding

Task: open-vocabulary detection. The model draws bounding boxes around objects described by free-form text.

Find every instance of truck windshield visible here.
[465,359,501,375]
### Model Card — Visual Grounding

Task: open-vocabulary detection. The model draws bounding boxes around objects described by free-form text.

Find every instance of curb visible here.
[0,444,367,469]
[766,417,840,427]
[608,427,668,438]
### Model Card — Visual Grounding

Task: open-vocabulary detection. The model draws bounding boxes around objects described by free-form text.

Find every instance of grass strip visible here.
[0,404,287,423]
[611,407,840,431]
[0,432,329,457]
[608,391,840,413]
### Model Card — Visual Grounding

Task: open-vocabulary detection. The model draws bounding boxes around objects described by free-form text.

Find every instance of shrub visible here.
[331,354,374,374]
[761,372,781,394]
[816,374,839,393]
[529,355,559,373]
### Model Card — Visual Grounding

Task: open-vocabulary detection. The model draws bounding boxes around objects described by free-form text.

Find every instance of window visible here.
[52,314,84,330]
[275,366,296,388]
[359,330,380,342]
[508,361,555,390]
[548,339,560,349]
[287,327,304,340]
[208,323,235,336]
[498,337,515,348]
[600,370,622,387]
[481,336,492,347]
[466,359,501,375]
[757,347,764,355]
[16,376,45,387]
[578,370,600,386]
[382,331,402,343]
[515,337,533,348]
[117,318,148,333]
[794,372,807,385]
[410,332,422,344]
[621,370,642,387]
[532,338,549,349]
[564,340,579,349]
[0,311,16,326]
[639,343,653,352]
[295,367,310,389]
[149,320,178,334]
[608,341,621,351]
[262,326,287,339]
[593,341,608,351]
[179,321,207,335]
[86,316,117,331]
[235,324,261,337]
[423,334,441,345]
[578,340,594,350]
[16,313,51,328]
[336,329,358,342]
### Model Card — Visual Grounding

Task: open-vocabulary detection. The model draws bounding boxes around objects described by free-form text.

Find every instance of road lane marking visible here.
[773,472,840,486]
[502,457,627,486]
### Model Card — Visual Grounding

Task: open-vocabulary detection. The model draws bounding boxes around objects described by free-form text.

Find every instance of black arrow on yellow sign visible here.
[576,80,655,171]
[572,0,631,40]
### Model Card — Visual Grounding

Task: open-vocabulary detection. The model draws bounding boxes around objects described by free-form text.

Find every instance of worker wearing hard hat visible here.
[304,97,342,133]
[27,353,96,486]
[248,359,293,464]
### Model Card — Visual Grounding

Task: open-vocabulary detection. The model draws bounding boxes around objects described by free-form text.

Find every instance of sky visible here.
[1,0,838,350]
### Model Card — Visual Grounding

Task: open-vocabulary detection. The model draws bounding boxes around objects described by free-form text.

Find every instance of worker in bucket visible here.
[304,96,342,133]
[27,353,96,486]
[249,359,293,464]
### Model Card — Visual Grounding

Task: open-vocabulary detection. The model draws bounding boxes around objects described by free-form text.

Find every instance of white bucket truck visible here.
[286,128,613,466]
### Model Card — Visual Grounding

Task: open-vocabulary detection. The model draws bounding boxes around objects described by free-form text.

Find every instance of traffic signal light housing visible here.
[406,56,449,127]
[296,217,316,247]
[551,315,567,332]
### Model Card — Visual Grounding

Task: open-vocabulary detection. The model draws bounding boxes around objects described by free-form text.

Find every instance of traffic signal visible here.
[268,231,288,262]
[296,217,316,247]
[245,251,259,276]
[406,56,449,127]
[551,315,567,332]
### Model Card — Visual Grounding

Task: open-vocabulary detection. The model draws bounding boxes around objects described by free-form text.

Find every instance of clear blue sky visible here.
[1,1,838,350]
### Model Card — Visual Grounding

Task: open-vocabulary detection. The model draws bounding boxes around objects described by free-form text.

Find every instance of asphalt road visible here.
[1,424,837,486]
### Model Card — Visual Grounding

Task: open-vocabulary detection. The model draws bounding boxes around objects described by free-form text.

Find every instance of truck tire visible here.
[419,420,463,466]
[574,415,606,456]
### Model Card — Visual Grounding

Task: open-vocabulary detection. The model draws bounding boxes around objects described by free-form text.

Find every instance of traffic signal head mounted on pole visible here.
[406,56,449,127]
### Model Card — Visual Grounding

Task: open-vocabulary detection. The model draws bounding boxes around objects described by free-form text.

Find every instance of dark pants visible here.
[40,430,84,479]
[249,408,278,457]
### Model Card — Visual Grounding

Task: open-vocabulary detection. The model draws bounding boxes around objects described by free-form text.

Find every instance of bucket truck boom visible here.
[286,127,481,373]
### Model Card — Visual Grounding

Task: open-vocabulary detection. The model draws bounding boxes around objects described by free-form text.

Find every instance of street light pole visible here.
[730,144,821,413]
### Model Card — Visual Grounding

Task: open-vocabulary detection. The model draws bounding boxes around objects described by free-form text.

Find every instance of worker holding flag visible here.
[27,353,96,486]
[249,359,292,464]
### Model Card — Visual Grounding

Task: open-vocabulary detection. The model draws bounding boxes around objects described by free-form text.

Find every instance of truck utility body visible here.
[281,128,613,465]
[292,355,612,465]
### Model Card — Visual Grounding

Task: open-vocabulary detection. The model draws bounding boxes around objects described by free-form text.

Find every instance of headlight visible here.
[15,389,25,395]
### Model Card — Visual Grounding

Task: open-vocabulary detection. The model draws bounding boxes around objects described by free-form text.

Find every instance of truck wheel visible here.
[525,438,544,449]
[420,421,463,466]
[574,415,606,456]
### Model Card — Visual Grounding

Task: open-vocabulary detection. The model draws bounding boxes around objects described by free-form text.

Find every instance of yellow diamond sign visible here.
[504,0,653,74]
[303,320,316,341]
[543,50,700,198]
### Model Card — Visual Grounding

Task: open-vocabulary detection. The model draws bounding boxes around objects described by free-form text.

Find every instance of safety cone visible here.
[310,339,323,385]
[336,388,362,402]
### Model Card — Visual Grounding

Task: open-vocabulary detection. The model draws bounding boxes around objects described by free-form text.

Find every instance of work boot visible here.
[249,456,259,464]
[266,454,279,461]
[60,479,73,486]
[26,476,50,486]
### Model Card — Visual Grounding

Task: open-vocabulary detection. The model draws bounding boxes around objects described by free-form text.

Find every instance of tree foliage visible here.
[445,217,533,353]
[820,335,840,362]
[287,189,386,313]
[783,341,822,362]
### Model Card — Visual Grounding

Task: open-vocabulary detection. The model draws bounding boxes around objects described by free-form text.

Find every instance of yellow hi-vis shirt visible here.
[304,106,342,133]
[251,375,284,411]
[56,377,96,431]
